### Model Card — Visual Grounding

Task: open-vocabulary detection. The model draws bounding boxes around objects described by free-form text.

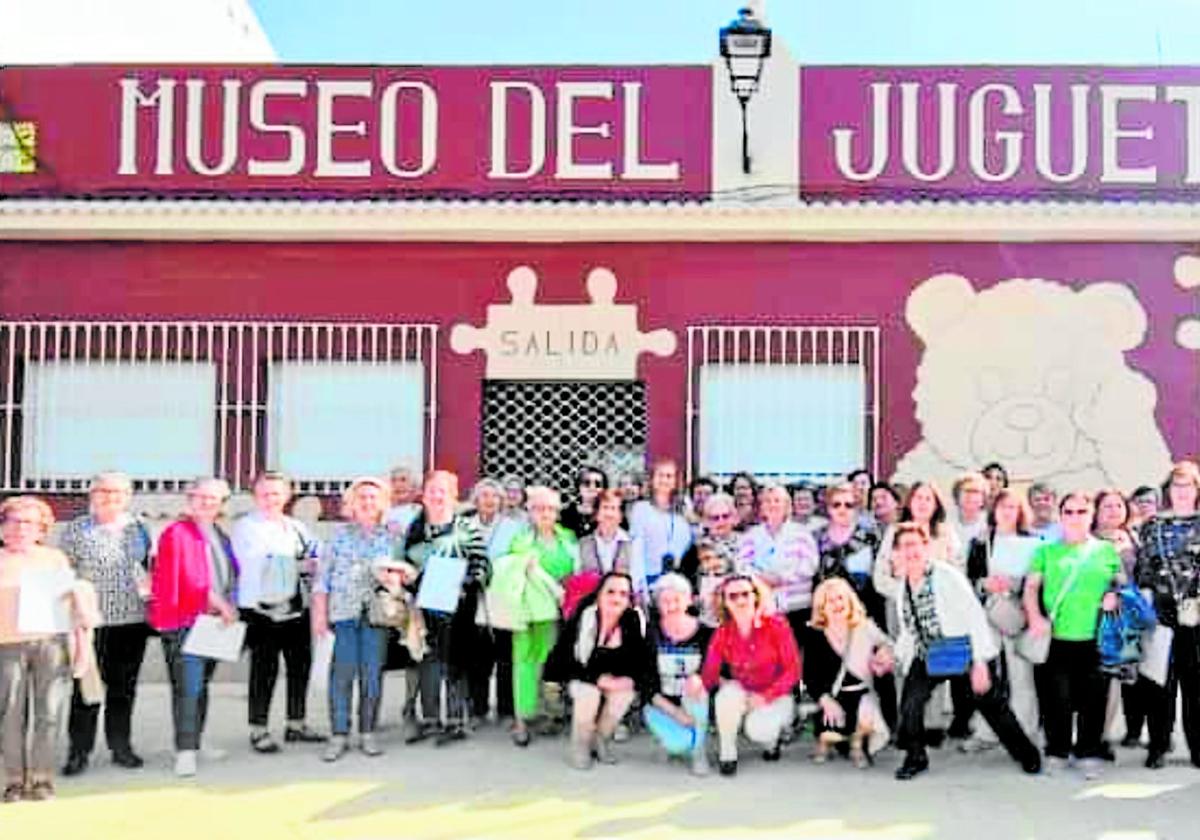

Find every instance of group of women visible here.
[0,456,1197,802]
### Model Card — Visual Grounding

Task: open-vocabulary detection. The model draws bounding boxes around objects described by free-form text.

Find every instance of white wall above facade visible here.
[0,0,276,63]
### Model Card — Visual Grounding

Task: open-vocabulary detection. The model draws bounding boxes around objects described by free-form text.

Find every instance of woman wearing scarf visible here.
[147,478,239,779]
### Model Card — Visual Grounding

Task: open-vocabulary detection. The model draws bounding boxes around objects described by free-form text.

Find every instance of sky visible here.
[250,0,1200,65]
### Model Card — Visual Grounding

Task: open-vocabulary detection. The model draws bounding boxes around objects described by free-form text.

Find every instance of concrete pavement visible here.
[1,665,1197,839]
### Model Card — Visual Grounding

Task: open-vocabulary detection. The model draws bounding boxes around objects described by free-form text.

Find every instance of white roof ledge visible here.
[2,199,1200,242]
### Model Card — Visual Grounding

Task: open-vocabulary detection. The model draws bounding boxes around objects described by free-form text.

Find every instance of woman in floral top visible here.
[59,472,152,777]
[1135,460,1200,770]
[311,476,400,762]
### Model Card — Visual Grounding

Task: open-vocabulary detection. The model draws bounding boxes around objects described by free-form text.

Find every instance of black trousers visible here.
[242,609,313,727]
[899,658,1039,767]
[67,622,150,757]
[1122,679,1148,742]
[1145,624,1200,761]
[1034,639,1108,759]
[466,627,513,718]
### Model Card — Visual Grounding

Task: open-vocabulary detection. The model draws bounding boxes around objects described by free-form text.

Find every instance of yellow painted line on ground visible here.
[0,782,933,839]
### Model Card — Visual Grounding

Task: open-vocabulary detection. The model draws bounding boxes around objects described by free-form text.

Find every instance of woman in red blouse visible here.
[700,573,800,776]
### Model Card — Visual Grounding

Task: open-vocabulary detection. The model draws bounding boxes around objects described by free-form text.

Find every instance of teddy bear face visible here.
[905,275,1155,485]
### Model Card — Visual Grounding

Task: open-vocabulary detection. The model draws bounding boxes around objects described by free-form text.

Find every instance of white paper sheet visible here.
[182,615,247,662]
[17,567,76,634]
[990,536,1042,579]
[844,547,874,576]
[1139,624,1173,686]
[416,554,468,613]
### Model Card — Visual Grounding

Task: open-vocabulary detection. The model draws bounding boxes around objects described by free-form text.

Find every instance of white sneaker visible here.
[175,750,198,778]
[1080,758,1103,780]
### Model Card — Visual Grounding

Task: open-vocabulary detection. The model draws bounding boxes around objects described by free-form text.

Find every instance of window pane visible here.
[22,361,216,480]
[269,362,424,480]
[699,363,864,479]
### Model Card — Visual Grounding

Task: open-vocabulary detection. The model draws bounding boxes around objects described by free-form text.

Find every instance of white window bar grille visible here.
[0,321,438,495]
[685,325,880,485]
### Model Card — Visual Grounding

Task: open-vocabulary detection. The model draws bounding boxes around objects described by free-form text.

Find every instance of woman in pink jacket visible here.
[148,478,239,779]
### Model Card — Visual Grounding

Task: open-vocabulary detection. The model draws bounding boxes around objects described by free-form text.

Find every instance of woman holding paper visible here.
[400,470,487,745]
[147,477,239,779]
[0,496,81,802]
[311,476,399,762]
[960,488,1041,744]
[491,485,577,747]
[59,471,154,776]
[1135,460,1200,771]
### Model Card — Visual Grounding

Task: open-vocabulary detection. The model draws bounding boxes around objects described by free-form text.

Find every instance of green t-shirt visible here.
[1029,538,1121,642]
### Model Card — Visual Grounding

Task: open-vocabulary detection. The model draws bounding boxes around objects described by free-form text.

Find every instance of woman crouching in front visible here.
[807,576,894,768]
[546,571,650,769]
[700,574,800,776]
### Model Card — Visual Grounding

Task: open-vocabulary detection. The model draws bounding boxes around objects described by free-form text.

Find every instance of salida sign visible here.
[0,66,710,197]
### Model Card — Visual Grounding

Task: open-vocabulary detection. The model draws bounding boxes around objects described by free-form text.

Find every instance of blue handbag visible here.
[925,635,973,676]
[906,584,973,676]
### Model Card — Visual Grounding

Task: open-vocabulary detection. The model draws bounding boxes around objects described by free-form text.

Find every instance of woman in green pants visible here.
[491,485,577,746]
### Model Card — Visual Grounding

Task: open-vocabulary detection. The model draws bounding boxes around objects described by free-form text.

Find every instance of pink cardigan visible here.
[147,519,237,632]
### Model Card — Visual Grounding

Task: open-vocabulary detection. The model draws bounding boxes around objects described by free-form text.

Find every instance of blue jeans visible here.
[329,618,386,736]
[160,630,217,751]
[643,697,709,756]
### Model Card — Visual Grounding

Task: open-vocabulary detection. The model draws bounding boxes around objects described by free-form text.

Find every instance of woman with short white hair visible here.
[147,477,239,778]
[491,485,577,746]
[60,472,154,776]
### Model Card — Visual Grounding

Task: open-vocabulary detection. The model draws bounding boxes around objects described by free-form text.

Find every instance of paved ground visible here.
[2,664,1197,839]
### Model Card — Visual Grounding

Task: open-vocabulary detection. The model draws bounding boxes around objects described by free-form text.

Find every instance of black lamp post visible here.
[719,7,773,174]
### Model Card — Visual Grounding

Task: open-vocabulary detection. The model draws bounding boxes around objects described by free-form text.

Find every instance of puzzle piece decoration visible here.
[1175,255,1200,350]
[450,265,677,380]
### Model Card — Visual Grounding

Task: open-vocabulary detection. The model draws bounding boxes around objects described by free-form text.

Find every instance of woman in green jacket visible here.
[491,485,577,746]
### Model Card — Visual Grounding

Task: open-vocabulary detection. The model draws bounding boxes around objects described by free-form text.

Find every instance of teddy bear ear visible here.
[1075,282,1147,351]
[905,273,977,343]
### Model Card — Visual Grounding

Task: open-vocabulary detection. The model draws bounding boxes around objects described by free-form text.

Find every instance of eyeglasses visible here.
[708,511,735,521]
[726,590,754,601]
[828,501,855,510]
[1062,508,1092,516]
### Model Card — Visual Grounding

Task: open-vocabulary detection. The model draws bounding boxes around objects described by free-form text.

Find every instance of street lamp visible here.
[719,7,772,174]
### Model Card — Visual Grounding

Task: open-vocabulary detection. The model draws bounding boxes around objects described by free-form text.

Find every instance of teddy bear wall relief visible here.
[892,273,1173,493]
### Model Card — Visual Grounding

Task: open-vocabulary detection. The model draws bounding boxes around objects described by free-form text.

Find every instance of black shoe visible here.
[61,753,88,777]
[1146,750,1167,770]
[1021,756,1042,775]
[718,759,738,777]
[405,722,435,745]
[923,729,946,749]
[111,749,144,769]
[762,743,782,762]
[894,753,930,781]
[1120,734,1141,748]
[435,725,467,746]
[284,725,328,744]
[1098,742,1116,763]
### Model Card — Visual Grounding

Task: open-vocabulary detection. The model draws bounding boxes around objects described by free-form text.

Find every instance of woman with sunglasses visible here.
[1135,460,1200,770]
[700,573,800,776]
[546,571,651,769]
[678,493,740,589]
[561,466,608,540]
[1023,491,1123,779]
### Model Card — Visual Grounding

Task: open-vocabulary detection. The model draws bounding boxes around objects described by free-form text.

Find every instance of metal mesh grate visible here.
[480,381,647,495]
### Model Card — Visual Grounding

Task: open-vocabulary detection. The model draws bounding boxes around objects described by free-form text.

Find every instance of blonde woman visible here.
[311,476,400,762]
[807,577,893,768]
[0,497,85,802]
